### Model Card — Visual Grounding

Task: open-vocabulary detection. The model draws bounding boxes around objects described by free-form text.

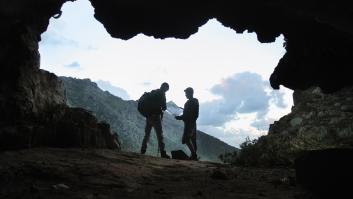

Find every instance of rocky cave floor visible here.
[0,148,312,199]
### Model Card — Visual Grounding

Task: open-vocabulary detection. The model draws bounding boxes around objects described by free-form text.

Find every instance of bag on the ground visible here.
[171,150,189,160]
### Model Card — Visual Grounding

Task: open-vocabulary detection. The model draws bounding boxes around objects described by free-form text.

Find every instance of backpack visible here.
[137,90,159,117]
[171,150,189,160]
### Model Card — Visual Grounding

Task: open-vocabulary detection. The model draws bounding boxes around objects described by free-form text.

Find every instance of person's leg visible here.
[153,115,169,158]
[184,122,197,160]
[191,122,197,153]
[141,117,152,154]
[192,136,197,153]
[185,139,197,160]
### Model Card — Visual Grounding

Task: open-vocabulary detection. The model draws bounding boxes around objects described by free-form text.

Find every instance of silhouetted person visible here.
[175,87,199,160]
[140,82,170,159]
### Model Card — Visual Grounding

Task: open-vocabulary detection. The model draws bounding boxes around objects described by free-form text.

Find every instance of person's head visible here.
[184,87,194,99]
[160,82,169,92]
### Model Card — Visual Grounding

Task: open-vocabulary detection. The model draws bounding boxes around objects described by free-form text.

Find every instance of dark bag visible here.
[137,92,150,117]
[137,90,159,117]
[171,150,189,160]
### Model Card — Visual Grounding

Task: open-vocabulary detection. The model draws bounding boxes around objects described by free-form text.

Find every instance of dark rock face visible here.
[0,104,120,150]
[295,148,353,198]
[270,25,353,93]
[0,0,120,150]
[0,0,68,125]
[235,86,353,167]
[90,0,353,92]
[269,87,353,147]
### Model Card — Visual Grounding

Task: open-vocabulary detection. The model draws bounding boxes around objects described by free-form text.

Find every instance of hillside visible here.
[60,77,236,162]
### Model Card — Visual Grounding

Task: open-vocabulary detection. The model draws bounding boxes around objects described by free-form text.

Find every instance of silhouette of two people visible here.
[175,87,199,160]
[140,82,170,159]
[139,83,199,161]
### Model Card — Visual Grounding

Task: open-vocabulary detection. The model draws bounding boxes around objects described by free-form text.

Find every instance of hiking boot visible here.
[140,147,146,154]
[161,151,170,159]
[189,154,198,161]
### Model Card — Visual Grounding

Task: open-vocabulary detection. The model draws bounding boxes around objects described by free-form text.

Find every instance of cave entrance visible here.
[39,0,292,147]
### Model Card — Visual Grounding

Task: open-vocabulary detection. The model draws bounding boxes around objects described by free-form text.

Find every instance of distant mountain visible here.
[60,77,237,162]
[166,101,183,116]
[95,80,130,100]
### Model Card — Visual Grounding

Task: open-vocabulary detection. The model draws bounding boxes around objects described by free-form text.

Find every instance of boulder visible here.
[0,105,121,150]
[295,148,353,198]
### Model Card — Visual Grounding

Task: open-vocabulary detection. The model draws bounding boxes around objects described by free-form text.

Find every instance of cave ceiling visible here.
[1,0,353,92]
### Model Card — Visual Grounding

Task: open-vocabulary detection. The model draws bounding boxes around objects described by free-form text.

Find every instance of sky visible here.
[39,0,293,147]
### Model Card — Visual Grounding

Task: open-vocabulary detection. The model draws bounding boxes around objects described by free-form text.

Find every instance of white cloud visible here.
[65,61,80,68]
[199,72,272,126]
[197,72,291,147]
[270,89,287,108]
[41,32,79,47]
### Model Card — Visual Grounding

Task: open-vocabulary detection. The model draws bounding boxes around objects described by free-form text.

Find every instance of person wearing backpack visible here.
[138,82,170,159]
[175,87,199,160]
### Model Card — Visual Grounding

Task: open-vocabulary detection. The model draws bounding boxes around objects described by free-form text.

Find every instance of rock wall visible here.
[0,0,120,150]
[0,0,69,125]
[0,104,120,150]
[269,86,353,148]
[236,86,353,167]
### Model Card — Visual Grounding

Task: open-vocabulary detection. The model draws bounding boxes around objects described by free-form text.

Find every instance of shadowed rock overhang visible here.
[1,0,353,92]
[89,0,353,93]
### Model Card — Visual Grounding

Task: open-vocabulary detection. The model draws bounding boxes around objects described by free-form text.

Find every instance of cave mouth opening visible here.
[39,0,292,147]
